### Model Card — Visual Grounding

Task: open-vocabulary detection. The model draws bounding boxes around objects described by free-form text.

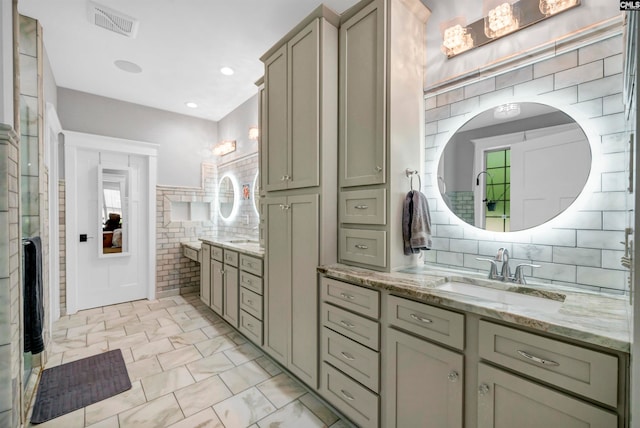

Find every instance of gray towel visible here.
[403,190,432,255]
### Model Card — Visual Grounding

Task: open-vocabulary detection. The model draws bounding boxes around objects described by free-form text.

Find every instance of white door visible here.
[510,127,590,230]
[65,131,157,313]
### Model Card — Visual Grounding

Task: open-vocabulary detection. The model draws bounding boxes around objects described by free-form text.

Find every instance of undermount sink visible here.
[436,281,565,312]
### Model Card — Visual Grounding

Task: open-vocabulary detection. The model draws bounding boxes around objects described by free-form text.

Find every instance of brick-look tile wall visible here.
[423,34,629,294]
[155,163,217,297]
[58,180,65,316]
[0,125,21,427]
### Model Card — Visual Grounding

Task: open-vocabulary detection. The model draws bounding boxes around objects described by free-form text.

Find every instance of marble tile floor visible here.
[26,293,352,428]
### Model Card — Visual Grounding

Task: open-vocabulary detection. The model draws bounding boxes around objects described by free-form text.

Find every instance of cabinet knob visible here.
[375,166,383,172]
[448,371,459,382]
[478,383,490,396]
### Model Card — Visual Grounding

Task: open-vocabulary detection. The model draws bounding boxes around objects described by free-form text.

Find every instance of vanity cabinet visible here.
[384,295,465,428]
[238,254,264,345]
[222,249,239,328]
[338,0,429,271]
[199,243,211,306]
[319,278,381,428]
[209,246,224,316]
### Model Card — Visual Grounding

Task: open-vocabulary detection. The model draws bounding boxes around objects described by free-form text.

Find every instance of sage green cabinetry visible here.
[338,0,429,271]
[199,243,211,306]
[222,250,239,328]
[260,5,339,390]
[209,246,224,316]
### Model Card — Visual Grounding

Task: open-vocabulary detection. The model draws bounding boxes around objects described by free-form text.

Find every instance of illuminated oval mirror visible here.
[252,171,260,217]
[219,175,237,221]
[437,102,591,232]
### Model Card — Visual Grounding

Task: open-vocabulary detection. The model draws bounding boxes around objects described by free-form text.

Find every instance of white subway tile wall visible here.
[424,34,630,293]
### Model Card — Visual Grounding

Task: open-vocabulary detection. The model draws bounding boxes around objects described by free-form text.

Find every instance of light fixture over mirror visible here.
[213,140,236,156]
[440,0,580,58]
[437,102,591,233]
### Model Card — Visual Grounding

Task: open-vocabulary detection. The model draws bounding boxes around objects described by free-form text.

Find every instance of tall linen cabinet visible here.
[259,6,338,388]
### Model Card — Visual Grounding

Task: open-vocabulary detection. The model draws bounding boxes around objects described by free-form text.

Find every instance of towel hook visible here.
[405,168,421,191]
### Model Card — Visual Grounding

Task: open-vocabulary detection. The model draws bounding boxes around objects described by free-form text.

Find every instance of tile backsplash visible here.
[423,33,630,294]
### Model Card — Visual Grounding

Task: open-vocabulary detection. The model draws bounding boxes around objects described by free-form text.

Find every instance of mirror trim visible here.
[218,173,239,222]
[431,97,601,236]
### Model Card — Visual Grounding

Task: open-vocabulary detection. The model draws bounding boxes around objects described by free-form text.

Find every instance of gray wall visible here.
[215,93,259,164]
[57,88,218,187]
[0,0,14,125]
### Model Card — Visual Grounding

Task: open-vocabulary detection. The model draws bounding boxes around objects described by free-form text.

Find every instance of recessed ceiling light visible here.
[114,60,142,74]
[185,102,198,109]
[220,67,235,76]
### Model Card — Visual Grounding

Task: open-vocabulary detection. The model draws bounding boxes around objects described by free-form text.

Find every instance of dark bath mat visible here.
[31,349,131,424]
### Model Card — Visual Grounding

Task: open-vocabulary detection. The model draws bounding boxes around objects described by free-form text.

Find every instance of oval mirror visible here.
[252,171,260,216]
[219,174,237,221]
[438,102,591,232]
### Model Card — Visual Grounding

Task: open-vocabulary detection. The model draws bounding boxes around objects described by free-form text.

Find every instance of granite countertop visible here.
[318,263,632,353]
[199,236,265,258]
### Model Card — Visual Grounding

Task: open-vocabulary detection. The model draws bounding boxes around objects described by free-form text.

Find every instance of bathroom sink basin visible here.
[436,281,564,312]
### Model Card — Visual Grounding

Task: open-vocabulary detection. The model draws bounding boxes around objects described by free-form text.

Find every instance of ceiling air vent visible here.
[88,1,139,38]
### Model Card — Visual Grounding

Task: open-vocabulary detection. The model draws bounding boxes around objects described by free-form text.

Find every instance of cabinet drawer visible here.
[239,311,263,345]
[321,363,379,428]
[240,271,263,295]
[340,189,386,225]
[340,228,386,268]
[182,246,199,262]
[322,303,379,351]
[387,295,465,351]
[478,363,617,428]
[322,327,379,392]
[240,254,263,276]
[320,277,379,319]
[223,249,238,267]
[211,246,224,261]
[479,321,618,407]
[240,287,263,320]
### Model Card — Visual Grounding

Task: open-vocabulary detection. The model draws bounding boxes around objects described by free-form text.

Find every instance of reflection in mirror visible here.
[438,103,591,232]
[219,174,237,221]
[99,167,130,256]
[252,171,260,217]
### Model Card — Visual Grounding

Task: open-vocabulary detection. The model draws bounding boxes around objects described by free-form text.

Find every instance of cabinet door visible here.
[477,363,617,428]
[200,244,211,306]
[264,197,290,365]
[210,259,224,316]
[264,45,289,191]
[288,19,320,190]
[223,265,239,328]
[339,0,385,187]
[288,194,319,387]
[385,328,463,428]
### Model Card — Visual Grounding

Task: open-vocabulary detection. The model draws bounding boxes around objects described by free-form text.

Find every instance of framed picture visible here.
[242,184,250,200]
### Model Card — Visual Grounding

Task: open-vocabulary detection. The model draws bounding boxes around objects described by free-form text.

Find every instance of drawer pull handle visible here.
[340,293,355,300]
[340,351,356,361]
[340,320,355,329]
[517,350,560,367]
[340,389,355,401]
[354,205,369,209]
[355,244,369,250]
[410,313,433,324]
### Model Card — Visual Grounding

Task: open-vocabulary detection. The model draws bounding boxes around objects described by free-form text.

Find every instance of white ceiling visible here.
[17,0,360,121]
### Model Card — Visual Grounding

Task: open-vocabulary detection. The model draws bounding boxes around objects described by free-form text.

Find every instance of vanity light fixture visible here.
[248,126,259,141]
[212,140,236,156]
[484,0,519,39]
[440,0,580,58]
[441,17,474,57]
[494,103,521,119]
[539,0,578,16]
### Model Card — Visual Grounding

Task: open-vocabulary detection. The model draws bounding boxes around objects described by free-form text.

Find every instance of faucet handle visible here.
[513,263,541,284]
[476,257,500,280]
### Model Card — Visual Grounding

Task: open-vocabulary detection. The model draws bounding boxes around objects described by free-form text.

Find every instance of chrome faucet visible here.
[476,247,540,284]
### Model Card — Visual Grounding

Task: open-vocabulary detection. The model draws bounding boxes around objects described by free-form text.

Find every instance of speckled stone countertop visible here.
[199,236,264,258]
[181,241,202,251]
[318,263,632,353]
